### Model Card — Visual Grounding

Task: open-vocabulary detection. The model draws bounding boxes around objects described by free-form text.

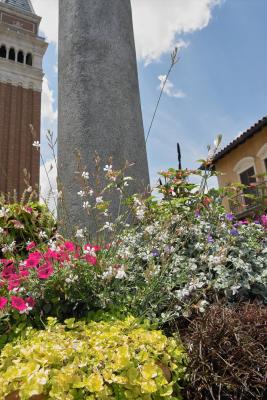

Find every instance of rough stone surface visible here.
[58,0,150,236]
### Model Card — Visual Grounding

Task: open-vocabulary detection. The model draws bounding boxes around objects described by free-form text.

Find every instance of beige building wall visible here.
[215,126,267,210]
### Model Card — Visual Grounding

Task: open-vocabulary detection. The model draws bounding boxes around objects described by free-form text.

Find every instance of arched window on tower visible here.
[17,50,24,64]
[26,53,33,66]
[8,48,16,61]
[0,45,7,58]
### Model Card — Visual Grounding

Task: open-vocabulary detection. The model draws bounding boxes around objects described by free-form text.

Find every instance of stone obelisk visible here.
[58,0,149,237]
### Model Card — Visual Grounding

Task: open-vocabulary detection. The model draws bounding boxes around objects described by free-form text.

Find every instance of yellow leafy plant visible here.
[0,316,187,400]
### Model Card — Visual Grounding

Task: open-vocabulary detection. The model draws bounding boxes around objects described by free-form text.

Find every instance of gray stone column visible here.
[58,0,150,237]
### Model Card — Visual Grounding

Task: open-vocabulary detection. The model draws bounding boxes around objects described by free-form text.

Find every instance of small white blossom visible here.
[82,171,89,180]
[83,201,91,209]
[2,241,16,254]
[0,227,4,234]
[115,266,127,279]
[76,228,86,239]
[77,190,86,198]
[0,207,9,218]
[199,300,209,313]
[136,207,145,220]
[39,230,48,239]
[103,164,113,172]
[102,266,113,279]
[96,196,103,204]
[103,222,114,231]
[32,140,40,148]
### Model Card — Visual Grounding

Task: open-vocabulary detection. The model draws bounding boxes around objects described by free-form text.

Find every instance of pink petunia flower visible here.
[19,265,30,277]
[25,252,42,268]
[0,297,8,310]
[261,214,267,228]
[85,254,97,266]
[1,262,16,280]
[24,206,33,214]
[26,241,36,251]
[25,296,35,309]
[11,296,27,312]
[63,241,76,252]
[7,274,21,291]
[38,263,54,279]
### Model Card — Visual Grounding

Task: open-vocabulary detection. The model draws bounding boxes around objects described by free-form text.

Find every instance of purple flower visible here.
[195,210,201,217]
[230,228,239,236]
[151,248,160,257]
[261,215,267,228]
[207,235,214,243]
[226,213,234,221]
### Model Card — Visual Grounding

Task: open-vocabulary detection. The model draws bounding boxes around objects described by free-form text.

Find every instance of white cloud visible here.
[41,76,57,123]
[158,75,186,98]
[132,0,221,63]
[31,0,220,63]
[31,0,58,44]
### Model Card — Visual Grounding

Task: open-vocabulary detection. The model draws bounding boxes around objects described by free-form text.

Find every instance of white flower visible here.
[103,164,113,172]
[39,230,48,239]
[89,189,94,196]
[115,266,127,279]
[231,285,241,295]
[32,140,40,148]
[103,222,114,231]
[83,201,91,209]
[82,171,89,180]
[96,196,103,204]
[199,300,209,313]
[0,227,4,234]
[136,207,145,220]
[102,266,113,279]
[76,228,85,239]
[2,241,16,254]
[0,207,9,218]
[48,240,58,251]
[77,190,86,198]
[26,186,32,193]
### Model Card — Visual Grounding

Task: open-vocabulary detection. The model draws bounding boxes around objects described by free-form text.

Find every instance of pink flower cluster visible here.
[0,241,100,313]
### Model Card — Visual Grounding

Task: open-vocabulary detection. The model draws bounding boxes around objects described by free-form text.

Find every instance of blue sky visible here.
[31,0,267,191]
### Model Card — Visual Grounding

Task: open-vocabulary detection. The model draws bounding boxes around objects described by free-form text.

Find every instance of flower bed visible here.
[0,164,266,399]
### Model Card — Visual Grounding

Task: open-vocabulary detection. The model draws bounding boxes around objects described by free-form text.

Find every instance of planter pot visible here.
[6,392,46,400]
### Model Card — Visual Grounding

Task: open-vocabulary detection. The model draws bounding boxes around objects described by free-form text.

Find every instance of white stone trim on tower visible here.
[0,58,44,90]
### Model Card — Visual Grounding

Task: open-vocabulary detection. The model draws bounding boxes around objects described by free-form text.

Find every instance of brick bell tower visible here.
[0,0,47,198]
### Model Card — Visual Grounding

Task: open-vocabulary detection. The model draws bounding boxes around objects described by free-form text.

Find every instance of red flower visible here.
[63,241,76,252]
[26,241,36,251]
[7,274,21,291]
[0,297,8,310]
[19,265,30,277]
[11,296,27,312]
[1,262,16,280]
[84,244,101,253]
[85,254,97,265]
[24,206,33,213]
[25,252,42,268]
[25,296,35,309]
[38,263,54,279]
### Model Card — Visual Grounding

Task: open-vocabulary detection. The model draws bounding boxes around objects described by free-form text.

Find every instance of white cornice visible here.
[0,25,47,54]
[0,58,43,91]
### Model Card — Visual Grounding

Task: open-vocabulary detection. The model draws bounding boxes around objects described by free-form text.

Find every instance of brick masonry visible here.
[0,81,41,198]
